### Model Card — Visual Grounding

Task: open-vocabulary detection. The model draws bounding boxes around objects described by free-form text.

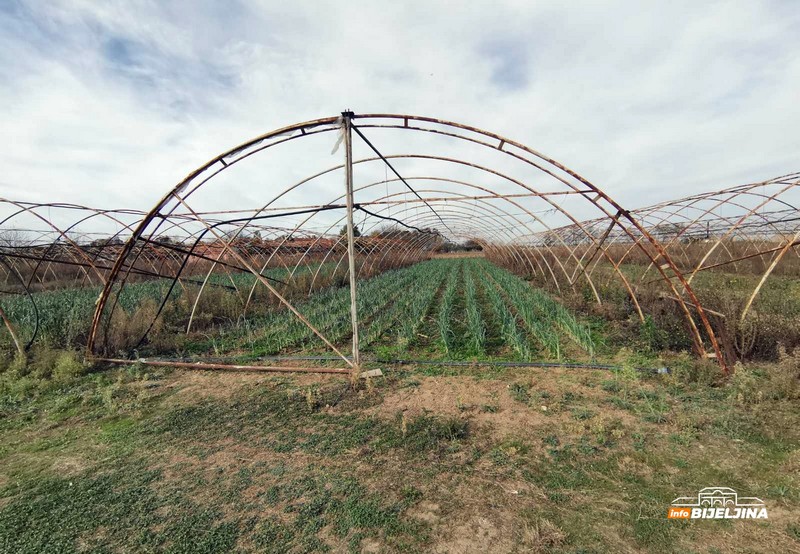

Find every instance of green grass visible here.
[463,261,487,356]
[0,366,471,552]
[436,260,461,355]
[2,257,798,551]
[1,258,602,367]
[1,362,799,552]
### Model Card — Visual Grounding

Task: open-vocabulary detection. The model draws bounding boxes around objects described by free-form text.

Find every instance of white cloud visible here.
[1,0,798,238]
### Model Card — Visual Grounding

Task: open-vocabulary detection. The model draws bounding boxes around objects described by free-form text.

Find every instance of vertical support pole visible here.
[342,111,360,372]
[0,305,25,361]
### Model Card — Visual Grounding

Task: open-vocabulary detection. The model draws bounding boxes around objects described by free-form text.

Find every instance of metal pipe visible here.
[90,357,351,374]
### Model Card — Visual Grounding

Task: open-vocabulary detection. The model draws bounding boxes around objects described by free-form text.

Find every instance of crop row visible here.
[1,257,595,362]
[476,263,533,360]
[478,259,594,357]
[360,261,451,349]
[235,260,466,357]
[462,263,487,355]
[436,261,461,354]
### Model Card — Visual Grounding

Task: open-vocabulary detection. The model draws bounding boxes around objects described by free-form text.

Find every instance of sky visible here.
[1,0,799,234]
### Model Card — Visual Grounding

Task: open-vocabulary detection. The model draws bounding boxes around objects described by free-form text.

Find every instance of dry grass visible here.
[432,251,485,259]
[2,347,799,552]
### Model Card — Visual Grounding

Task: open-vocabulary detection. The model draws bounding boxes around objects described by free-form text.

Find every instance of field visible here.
[183,258,597,363]
[0,259,599,364]
[1,362,799,553]
[5,253,798,369]
[1,256,799,553]
[0,29,797,551]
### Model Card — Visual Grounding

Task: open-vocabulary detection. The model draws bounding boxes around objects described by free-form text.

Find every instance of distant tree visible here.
[541,232,558,247]
[90,236,124,247]
[653,223,685,241]
[370,224,396,237]
[0,229,31,248]
[338,225,361,237]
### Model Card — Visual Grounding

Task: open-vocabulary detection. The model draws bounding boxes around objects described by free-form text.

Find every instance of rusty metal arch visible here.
[79,112,728,373]
[0,201,148,355]
[631,173,800,326]
[543,172,799,362]
[2,130,795,372]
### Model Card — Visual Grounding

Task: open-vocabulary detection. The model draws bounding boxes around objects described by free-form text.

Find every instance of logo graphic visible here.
[667,487,768,519]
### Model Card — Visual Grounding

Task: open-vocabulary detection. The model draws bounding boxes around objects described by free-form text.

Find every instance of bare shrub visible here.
[731,361,763,404]
[733,313,759,359]
[181,287,242,331]
[104,298,162,354]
